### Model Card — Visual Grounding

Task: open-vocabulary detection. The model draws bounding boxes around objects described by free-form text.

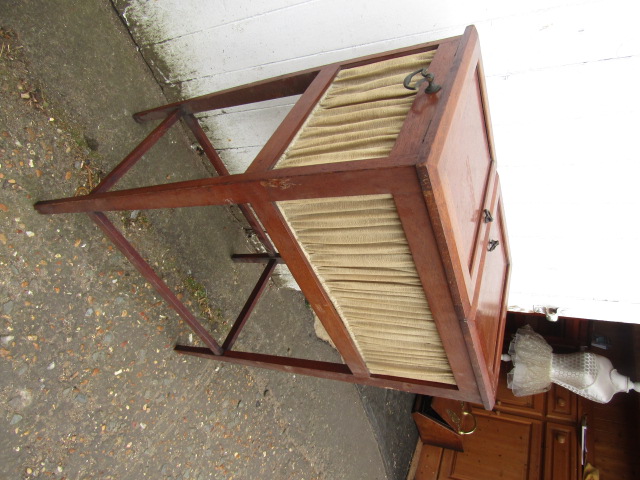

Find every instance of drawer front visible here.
[547,384,578,422]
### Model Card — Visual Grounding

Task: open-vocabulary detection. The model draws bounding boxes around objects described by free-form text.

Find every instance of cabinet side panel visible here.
[277,194,455,384]
[274,51,435,169]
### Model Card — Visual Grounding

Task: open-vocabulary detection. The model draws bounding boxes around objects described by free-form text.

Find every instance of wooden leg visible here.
[184,113,277,254]
[88,212,223,355]
[183,113,229,175]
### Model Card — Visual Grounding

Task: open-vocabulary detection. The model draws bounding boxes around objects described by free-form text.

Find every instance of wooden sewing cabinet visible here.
[35,25,510,410]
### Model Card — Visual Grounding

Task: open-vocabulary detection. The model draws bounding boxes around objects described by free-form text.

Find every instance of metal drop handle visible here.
[403,68,442,94]
[446,406,478,435]
[488,239,500,252]
[459,410,478,435]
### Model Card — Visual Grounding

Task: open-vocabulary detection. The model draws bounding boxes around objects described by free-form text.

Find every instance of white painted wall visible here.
[119,0,640,323]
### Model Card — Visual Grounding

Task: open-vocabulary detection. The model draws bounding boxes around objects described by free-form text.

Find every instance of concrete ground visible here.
[0,1,417,479]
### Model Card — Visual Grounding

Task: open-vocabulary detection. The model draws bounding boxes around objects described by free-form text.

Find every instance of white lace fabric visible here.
[507,325,553,396]
[551,352,598,396]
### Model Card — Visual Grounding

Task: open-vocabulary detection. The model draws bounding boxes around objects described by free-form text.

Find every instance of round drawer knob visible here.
[556,434,567,444]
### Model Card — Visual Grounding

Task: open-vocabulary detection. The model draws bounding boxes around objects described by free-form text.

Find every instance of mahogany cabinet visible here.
[412,370,581,480]
[35,26,509,408]
[408,287,640,480]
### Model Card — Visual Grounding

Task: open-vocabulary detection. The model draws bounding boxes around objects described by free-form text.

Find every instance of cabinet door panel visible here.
[544,423,578,480]
[436,410,542,480]
[472,191,510,393]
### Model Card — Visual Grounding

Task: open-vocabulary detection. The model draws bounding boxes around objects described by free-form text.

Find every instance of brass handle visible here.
[403,68,442,94]
[556,433,567,444]
[459,410,478,435]
[557,398,566,407]
[446,406,478,435]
